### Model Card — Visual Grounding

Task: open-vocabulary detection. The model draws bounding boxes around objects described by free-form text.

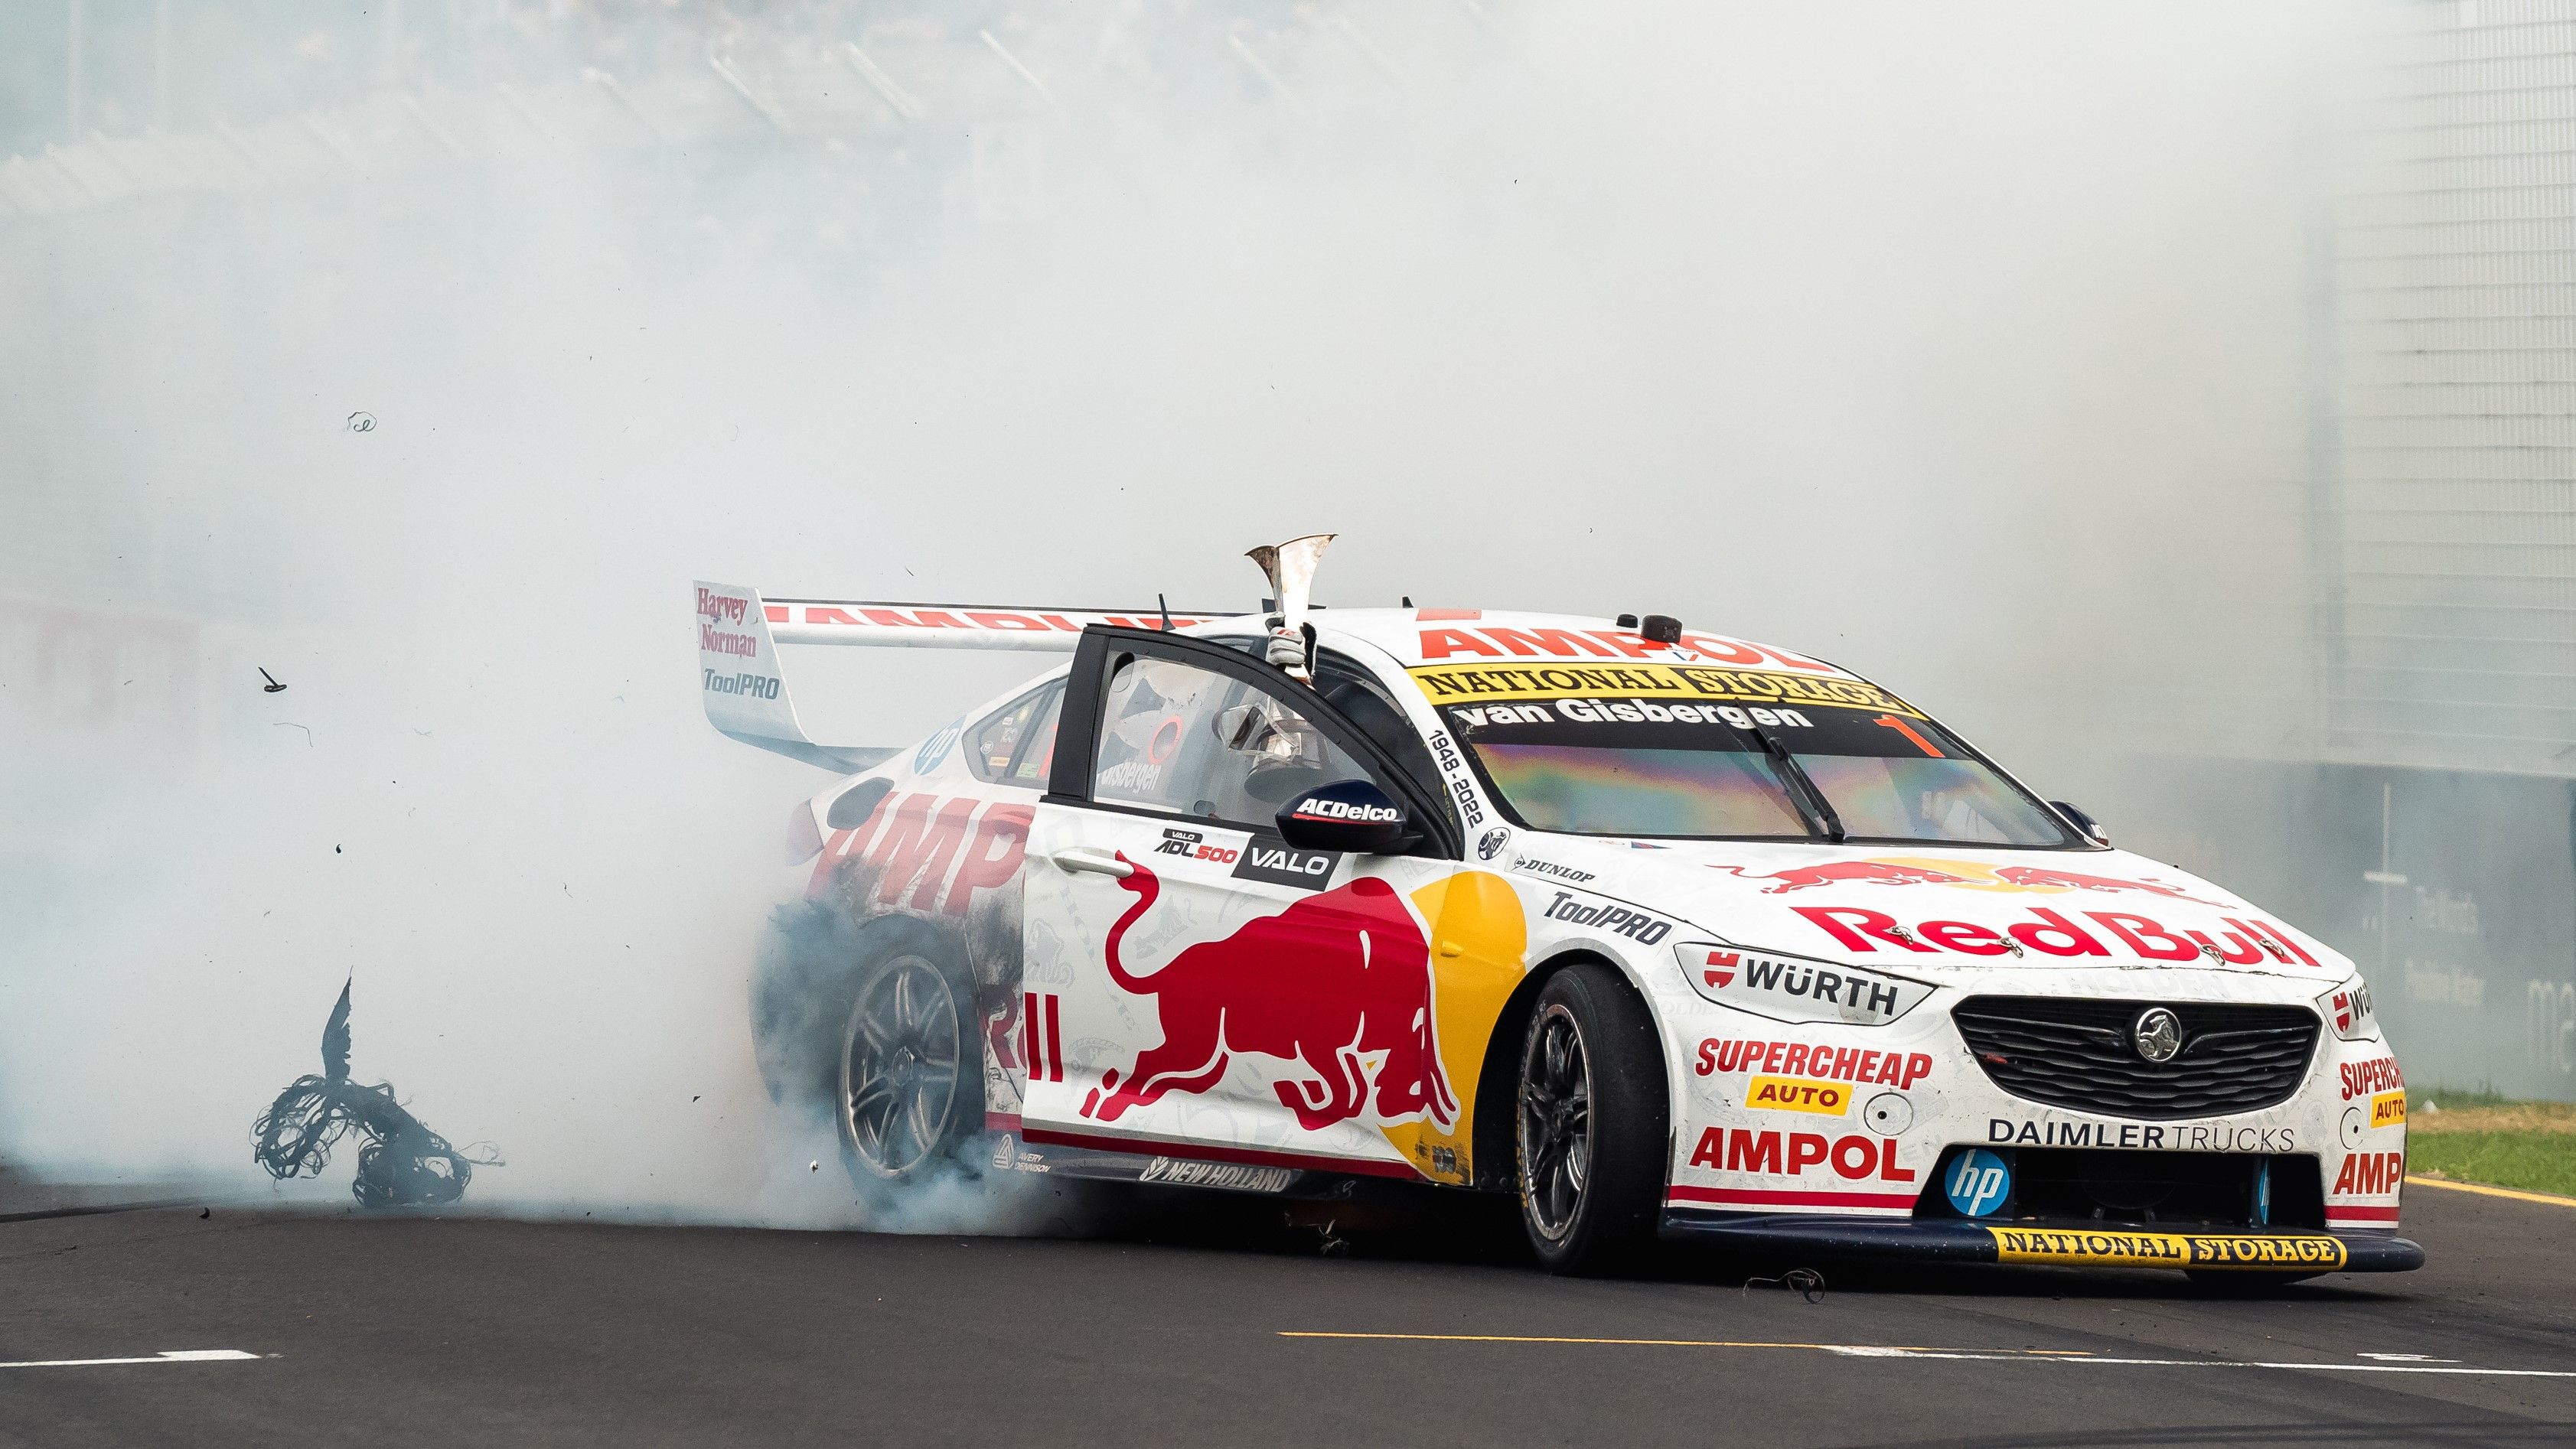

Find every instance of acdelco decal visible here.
[1407,662,1916,717]
[809,793,1032,917]
[1676,942,1932,1025]
[1687,1128,1914,1183]
[1694,1037,1932,1089]
[1790,904,2320,967]
[2341,1056,2404,1101]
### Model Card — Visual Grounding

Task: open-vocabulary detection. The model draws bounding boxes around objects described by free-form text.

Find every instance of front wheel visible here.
[1516,963,1668,1274]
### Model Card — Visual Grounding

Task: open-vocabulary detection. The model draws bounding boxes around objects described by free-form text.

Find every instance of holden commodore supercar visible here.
[700,540,2421,1280]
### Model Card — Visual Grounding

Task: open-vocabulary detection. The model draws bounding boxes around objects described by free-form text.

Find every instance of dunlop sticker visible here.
[1987,1227,2348,1272]
[2369,1089,2407,1130]
[1406,662,1922,718]
[1744,1075,1854,1117]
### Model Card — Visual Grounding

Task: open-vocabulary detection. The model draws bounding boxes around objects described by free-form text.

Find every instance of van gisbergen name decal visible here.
[1674,942,1932,1025]
[1987,1228,2346,1271]
[1406,663,1922,718]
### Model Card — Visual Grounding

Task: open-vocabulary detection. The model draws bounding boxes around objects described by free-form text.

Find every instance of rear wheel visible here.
[1516,963,1668,1274]
[831,922,983,1190]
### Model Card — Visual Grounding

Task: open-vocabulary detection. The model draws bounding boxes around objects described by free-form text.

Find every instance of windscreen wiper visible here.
[1748,725,1847,843]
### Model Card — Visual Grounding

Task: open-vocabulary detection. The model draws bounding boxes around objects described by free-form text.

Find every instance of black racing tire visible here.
[820,917,986,1193]
[1515,962,1669,1275]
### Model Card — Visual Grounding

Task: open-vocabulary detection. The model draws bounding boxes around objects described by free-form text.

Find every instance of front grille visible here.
[1950,996,2320,1119]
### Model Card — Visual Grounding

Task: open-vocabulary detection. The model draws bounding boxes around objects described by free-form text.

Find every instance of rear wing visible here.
[696,581,1242,770]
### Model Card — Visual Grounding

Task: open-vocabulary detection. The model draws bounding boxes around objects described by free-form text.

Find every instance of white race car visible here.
[700,540,2419,1279]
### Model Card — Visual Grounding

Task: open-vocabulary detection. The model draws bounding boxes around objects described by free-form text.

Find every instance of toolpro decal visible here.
[1675,943,1932,1025]
[1540,891,1673,943]
[1081,858,1455,1132]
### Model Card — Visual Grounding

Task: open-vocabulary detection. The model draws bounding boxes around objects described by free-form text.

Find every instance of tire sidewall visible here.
[1516,962,1670,1274]
[823,917,986,1191]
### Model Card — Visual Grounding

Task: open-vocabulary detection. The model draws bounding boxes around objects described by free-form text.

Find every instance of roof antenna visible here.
[1402,595,1413,608]
[1158,592,1172,632]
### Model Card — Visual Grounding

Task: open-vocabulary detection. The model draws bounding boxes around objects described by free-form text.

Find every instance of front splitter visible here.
[1661,1210,2425,1273]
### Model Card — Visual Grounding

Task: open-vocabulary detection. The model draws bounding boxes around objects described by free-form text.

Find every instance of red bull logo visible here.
[1711,858,2226,905]
[1082,858,1459,1132]
[1712,861,1977,894]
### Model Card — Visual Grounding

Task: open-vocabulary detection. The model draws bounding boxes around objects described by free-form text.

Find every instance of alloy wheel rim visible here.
[840,956,962,1177]
[1518,1004,1593,1241]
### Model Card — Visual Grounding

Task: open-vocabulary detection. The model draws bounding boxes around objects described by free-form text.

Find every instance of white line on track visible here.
[0,1350,261,1369]
[1280,1333,2576,1379]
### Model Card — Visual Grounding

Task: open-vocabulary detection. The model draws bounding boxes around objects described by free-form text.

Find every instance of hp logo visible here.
[1945,1148,2012,1218]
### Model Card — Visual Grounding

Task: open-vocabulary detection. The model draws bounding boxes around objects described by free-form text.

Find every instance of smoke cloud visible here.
[0,0,2358,1218]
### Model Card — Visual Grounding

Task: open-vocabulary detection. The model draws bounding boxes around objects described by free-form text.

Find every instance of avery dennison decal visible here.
[1987,1227,2347,1271]
[1407,662,1920,717]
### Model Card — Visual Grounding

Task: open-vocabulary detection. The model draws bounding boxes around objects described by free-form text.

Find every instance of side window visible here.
[1092,656,1375,828]
[1312,651,1443,806]
[968,680,1065,784]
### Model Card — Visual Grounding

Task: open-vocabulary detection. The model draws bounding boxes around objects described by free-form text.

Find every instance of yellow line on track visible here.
[2405,1174,2576,1210]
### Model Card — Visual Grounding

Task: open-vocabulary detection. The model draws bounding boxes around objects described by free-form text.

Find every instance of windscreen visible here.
[1413,663,2073,847]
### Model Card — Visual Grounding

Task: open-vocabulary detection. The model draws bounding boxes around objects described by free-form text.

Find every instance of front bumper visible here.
[1661,1210,2425,1274]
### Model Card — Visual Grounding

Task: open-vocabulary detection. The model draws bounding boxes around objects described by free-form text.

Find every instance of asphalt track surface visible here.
[4,1177,2574,1447]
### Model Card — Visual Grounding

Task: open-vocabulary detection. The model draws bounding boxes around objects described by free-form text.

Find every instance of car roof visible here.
[1220,607,1864,682]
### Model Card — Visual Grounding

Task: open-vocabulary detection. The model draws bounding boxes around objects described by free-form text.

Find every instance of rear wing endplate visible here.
[695,581,1241,770]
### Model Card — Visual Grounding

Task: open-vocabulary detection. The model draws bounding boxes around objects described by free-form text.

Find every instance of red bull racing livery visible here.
[702,557,2421,1281]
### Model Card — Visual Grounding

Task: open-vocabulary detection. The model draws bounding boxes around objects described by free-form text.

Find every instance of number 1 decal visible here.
[1872,715,1945,758]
